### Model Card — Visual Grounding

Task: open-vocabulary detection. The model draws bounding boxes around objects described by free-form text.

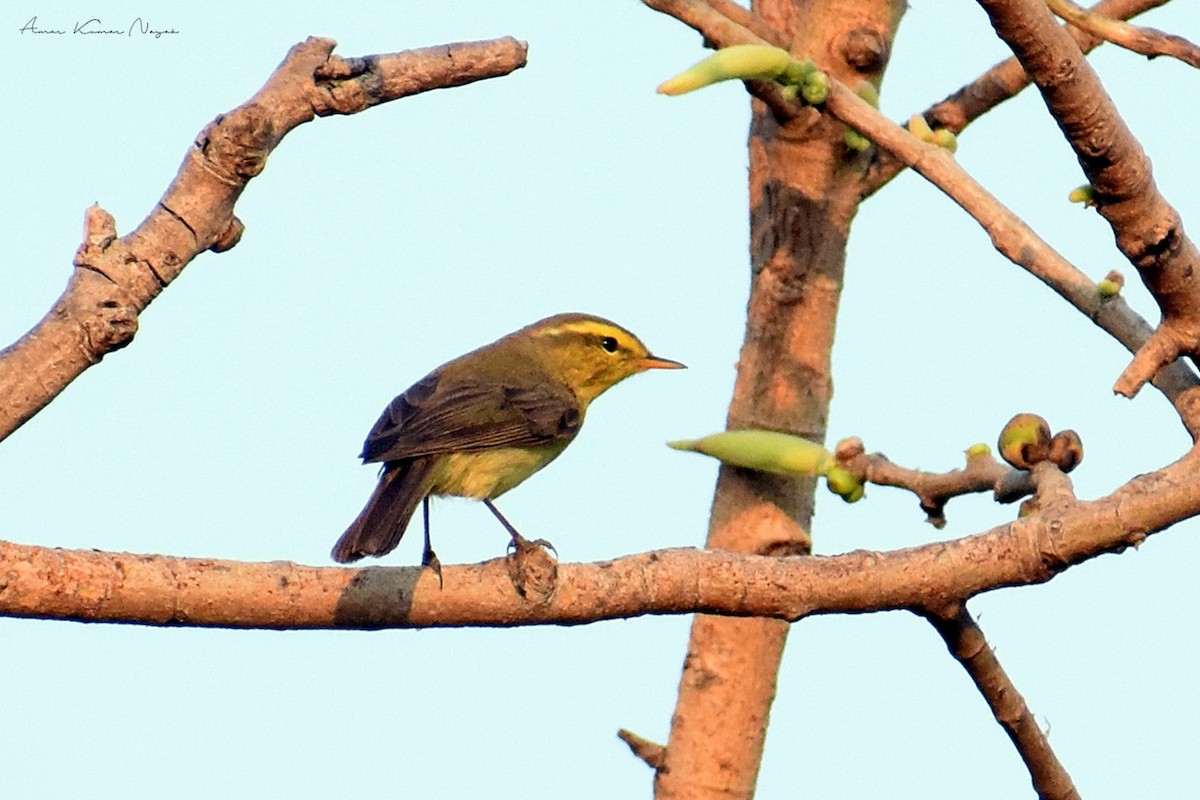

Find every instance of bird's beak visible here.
[639,354,687,370]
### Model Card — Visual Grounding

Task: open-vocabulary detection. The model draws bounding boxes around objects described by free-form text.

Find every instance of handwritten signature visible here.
[19,16,180,38]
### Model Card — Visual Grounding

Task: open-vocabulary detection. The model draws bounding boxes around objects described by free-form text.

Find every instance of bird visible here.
[331,312,684,578]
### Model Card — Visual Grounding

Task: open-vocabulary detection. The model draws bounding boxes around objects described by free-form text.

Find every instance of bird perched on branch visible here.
[331,313,684,579]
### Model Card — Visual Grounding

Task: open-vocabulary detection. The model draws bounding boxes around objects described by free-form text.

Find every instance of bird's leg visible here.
[421,497,443,588]
[484,499,557,557]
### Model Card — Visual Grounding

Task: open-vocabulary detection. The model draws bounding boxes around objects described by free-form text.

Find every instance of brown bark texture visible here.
[645,2,907,798]
[0,36,528,442]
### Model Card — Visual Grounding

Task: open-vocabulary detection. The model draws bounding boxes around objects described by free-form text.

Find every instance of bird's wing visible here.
[360,371,582,463]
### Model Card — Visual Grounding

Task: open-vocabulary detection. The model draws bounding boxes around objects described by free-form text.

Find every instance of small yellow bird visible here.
[331,313,684,574]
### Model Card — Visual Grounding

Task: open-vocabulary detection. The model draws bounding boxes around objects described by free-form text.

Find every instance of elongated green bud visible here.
[907,114,935,142]
[658,45,793,96]
[668,429,833,477]
[998,413,1051,470]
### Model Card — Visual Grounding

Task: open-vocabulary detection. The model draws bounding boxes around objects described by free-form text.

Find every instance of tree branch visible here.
[922,603,1081,800]
[4,446,1199,627]
[0,36,528,443]
[862,0,1171,193]
[976,0,1200,399]
[1046,0,1200,68]
[837,443,1034,528]
[821,80,1200,436]
[642,0,1200,434]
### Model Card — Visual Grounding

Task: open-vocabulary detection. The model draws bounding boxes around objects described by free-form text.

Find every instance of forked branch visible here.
[0,36,528,442]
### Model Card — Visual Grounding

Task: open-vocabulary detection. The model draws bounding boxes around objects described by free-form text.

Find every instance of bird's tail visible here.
[331,458,435,563]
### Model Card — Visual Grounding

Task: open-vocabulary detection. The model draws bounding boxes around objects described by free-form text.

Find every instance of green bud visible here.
[1097,270,1124,298]
[1068,184,1096,207]
[658,45,793,96]
[930,128,958,153]
[907,114,935,142]
[997,413,1052,471]
[668,429,833,477]
[966,443,991,460]
[825,466,864,502]
[801,70,829,105]
[844,128,871,152]
[854,80,880,108]
[781,58,815,86]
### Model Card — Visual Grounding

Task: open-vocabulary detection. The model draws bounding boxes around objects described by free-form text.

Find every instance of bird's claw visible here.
[507,533,557,558]
[422,547,444,589]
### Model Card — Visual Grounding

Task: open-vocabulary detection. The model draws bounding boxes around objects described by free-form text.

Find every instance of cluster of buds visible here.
[997,413,1083,473]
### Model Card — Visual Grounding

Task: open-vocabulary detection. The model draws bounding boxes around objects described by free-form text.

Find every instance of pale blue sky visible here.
[3,2,1199,798]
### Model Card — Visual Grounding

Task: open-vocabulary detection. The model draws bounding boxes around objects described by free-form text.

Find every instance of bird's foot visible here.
[505,533,557,602]
[507,532,558,558]
[422,546,444,590]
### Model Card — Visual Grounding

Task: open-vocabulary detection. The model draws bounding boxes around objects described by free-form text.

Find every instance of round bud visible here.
[801,70,829,105]
[825,465,864,501]
[966,443,991,460]
[997,413,1052,470]
[930,129,958,153]
[1048,429,1084,473]
[907,114,935,142]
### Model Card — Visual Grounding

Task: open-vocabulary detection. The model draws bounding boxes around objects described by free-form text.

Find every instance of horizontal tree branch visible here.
[0,36,528,443]
[3,447,1199,629]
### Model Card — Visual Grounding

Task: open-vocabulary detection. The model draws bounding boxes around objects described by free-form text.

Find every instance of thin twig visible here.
[841,449,1033,528]
[618,729,666,769]
[1046,0,1200,67]
[921,603,1081,800]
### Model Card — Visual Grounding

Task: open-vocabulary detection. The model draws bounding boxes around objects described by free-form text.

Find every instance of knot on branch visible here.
[839,28,890,74]
[79,292,139,355]
[209,216,244,253]
[199,106,276,183]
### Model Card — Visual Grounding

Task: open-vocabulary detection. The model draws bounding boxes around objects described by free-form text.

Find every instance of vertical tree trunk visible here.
[656,3,906,797]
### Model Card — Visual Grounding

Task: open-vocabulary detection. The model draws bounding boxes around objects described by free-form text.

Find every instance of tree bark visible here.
[655,2,907,797]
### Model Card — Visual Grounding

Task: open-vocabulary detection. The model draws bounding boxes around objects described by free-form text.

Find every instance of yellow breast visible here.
[428,443,570,500]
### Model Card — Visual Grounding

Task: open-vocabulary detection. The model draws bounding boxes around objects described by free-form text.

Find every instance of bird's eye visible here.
[600,336,619,353]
